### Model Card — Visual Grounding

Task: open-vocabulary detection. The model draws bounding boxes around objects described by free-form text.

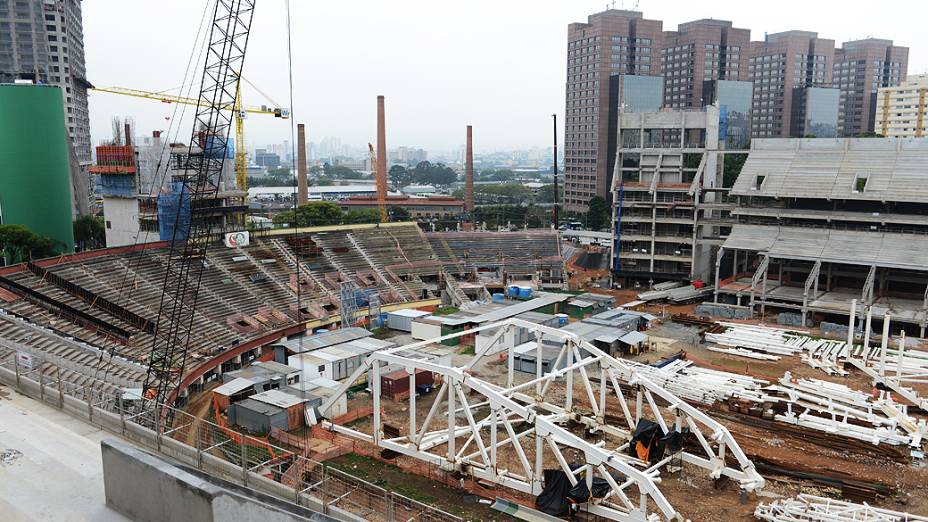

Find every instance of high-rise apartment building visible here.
[563,9,663,213]
[833,39,908,137]
[564,10,908,210]
[0,0,91,164]
[875,74,928,138]
[661,19,750,109]
[748,31,835,138]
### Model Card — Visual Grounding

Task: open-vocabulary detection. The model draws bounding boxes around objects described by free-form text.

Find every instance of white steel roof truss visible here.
[314,317,764,521]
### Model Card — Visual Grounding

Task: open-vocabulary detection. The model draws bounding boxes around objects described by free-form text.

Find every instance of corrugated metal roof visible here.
[440,294,570,326]
[278,327,372,354]
[213,377,254,396]
[620,331,648,344]
[731,138,928,203]
[388,309,431,318]
[723,225,928,271]
[250,389,305,409]
[234,398,283,416]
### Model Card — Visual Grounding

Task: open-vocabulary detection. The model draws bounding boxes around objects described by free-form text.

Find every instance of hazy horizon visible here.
[84,1,927,154]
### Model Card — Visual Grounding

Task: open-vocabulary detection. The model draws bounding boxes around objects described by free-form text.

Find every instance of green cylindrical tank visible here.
[0,84,75,254]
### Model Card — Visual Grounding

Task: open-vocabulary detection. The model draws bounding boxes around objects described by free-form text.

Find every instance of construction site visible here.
[2,2,928,522]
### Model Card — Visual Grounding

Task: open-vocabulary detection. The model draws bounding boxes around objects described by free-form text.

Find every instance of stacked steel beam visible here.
[755,494,928,521]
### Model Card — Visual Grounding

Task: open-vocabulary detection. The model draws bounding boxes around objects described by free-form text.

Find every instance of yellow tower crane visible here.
[368,142,387,222]
[91,80,289,192]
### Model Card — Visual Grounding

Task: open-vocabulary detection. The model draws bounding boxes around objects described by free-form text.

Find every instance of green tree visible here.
[267,166,292,178]
[586,196,610,231]
[343,208,382,224]
[323,164,364,179]
[723,153,748,188]
[73,215,105,251]
[388,165,411,189]
[388,206,411,222]
[412,161,457,186]
[535,184,563,204]
[480,169,515,182]
[272,201,343,227]
[0,224,62,264]
[247,176,292,187]
[857,132,884,138]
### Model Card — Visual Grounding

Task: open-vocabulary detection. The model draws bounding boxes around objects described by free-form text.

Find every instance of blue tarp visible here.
[158,182,191,241]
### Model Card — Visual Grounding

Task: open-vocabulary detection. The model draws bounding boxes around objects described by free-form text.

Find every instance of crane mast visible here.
[143,0,256,408]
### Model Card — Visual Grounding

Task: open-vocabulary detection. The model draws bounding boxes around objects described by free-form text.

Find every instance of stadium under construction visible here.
[4,2,928,522]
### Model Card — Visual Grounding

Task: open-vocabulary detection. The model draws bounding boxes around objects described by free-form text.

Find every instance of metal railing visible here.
[0,354,462,522]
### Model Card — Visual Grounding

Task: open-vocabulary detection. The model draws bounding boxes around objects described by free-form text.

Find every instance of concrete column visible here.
[847,299,857,349]
[297,123,308,205]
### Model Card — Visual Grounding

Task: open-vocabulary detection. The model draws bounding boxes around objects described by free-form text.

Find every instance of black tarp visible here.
[628,419,683,463]
[568,476,611,503]
[537,464,624,515]
[536,468,574,516]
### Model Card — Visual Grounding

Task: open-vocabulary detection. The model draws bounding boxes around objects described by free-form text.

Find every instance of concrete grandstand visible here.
[0,223,563,404]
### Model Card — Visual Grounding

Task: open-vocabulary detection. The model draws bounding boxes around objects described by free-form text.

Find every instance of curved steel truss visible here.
[314,318,764,521]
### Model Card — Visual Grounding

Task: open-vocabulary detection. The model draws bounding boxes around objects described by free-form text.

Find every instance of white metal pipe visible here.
[897,331,906,383]
[408,368,416,442]
[880,313,891,377]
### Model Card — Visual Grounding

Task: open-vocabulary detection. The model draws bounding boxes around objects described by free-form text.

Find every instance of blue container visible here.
[556,313,568,326]
[315,328,329,334]
[518,286,533,300]
[507,285,520,297]
[492,293,505,303]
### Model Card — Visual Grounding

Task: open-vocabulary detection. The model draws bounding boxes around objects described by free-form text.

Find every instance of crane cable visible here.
[99,0,215,392]
[283,0,311,413]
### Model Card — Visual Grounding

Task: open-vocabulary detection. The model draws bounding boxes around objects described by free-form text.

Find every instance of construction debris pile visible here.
[755,494,928,522]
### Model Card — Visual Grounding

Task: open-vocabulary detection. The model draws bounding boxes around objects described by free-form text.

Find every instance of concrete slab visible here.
[0,383,130,522]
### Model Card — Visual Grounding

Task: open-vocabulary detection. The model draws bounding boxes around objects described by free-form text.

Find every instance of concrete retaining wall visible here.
[101,439,335,522]
[0,366,366,522]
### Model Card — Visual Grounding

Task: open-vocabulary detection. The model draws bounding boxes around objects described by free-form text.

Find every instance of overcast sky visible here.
[84,0,927,153]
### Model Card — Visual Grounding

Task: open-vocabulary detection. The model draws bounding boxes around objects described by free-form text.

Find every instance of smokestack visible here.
[297,123,308,205]
[376,95,388,209]
[465,125,474,213]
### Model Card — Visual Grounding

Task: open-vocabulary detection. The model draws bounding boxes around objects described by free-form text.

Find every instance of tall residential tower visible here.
[833,39,908,137]
[563,9,663,213]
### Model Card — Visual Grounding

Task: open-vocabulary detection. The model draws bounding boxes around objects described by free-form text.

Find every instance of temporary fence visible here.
[0,352,463,522]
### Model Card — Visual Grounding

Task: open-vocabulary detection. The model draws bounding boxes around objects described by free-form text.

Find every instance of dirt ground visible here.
[179,313,928,521]
[327,453,501,521]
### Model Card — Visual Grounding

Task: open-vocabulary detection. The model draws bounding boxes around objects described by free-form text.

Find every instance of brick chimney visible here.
[297,123,308,205]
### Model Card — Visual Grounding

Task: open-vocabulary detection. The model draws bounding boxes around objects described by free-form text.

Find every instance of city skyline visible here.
[84,1,927,153]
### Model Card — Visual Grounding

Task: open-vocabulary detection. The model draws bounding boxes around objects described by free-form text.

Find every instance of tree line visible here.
[270,201,413,228]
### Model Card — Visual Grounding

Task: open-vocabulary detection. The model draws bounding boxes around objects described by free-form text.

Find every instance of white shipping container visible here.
[411,319,442,340]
